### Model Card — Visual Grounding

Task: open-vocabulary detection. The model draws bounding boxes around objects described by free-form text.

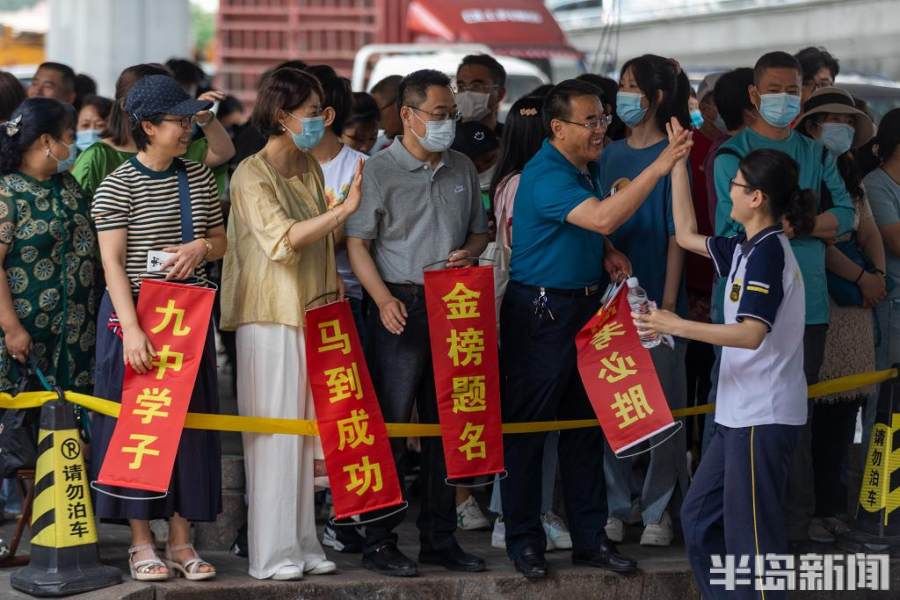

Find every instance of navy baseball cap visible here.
[125,74,212,122]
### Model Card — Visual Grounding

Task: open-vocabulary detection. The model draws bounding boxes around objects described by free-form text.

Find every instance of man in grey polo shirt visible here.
[346,69,489,578]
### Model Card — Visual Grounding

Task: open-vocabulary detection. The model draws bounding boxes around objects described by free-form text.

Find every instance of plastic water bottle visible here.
[626,277,661,349]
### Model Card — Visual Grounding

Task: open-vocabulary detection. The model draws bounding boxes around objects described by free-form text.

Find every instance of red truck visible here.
[216,0,583,105]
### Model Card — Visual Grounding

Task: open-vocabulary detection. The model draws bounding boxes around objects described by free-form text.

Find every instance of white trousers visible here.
[236,323,327,579]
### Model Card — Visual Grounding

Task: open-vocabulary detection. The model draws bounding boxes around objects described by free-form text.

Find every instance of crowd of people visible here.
[0,43,897,596]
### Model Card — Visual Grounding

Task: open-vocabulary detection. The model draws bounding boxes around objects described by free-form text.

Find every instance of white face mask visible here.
[478,164,497,191]
[412,112,456,153]
[457,91,492,122]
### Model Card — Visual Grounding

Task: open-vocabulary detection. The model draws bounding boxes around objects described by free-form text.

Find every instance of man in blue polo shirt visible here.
[499,79,692,579]
[711,51,855,545]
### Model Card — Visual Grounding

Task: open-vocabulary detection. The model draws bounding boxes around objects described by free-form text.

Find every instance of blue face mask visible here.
[616,91,647,127]
[285,114,326,151]
[820,122,855,156]
[51,141,76,173]
[757,93,801,128]
[75,129,101,152]
[690,109,704,129]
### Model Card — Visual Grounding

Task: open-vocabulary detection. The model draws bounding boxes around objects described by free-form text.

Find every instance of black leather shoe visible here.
[572,541,637,573]
[513,547,547,579]
[419,540,485,573]
[362,542,418,577]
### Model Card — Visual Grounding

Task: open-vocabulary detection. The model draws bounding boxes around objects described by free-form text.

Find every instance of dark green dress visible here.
[0,171,98,393]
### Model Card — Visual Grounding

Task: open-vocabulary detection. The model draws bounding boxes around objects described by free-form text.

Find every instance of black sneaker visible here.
[362,542,418,577]
[322,517,365,553]
[231,522,248,558]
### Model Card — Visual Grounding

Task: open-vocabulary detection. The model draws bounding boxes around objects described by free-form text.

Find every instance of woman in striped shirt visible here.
[89,74,226,582]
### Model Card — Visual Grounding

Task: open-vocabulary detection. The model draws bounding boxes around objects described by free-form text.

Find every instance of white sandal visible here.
[164,543,216,581]
[128,543,170,582]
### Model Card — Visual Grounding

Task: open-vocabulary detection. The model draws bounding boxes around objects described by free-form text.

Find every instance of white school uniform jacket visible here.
[707,226,808,428]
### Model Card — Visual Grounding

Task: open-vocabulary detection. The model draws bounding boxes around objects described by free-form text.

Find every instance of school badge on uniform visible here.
[730,279,742,302]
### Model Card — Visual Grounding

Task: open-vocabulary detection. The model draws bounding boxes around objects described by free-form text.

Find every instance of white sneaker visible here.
[304,560,337,575]
[542,511,572,550]
[640,512,674,546]
[605,517,624,543]
[491,516,506,549]
[271,565,303,581]
[456,496,490,531]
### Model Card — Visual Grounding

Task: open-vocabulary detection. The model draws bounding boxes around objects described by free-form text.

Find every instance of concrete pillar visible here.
[46,0,192,97]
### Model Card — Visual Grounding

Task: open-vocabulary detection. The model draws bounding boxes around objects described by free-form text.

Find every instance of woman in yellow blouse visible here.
[220,67,362,581]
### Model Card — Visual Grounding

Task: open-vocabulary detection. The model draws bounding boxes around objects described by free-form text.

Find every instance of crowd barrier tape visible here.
[0,368,895,438]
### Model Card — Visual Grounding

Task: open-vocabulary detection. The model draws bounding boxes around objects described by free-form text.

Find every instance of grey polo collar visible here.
[389,136,451,172]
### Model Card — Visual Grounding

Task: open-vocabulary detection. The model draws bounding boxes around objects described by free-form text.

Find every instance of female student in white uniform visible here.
[634,118,817,599]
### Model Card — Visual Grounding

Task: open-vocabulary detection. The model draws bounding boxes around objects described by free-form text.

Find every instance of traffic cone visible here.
[11,399,121,596]
[838,367,900,556]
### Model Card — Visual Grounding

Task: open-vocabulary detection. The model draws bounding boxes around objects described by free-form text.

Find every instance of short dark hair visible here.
[398,70,451,109]
[305,65,352,136]
[251,67,323,138]
[73,73,96,111]
[542,79,602,138]
[0,70,25,121]
[103,63,171,146]
[0,98,75,173]
[131,113,165,151]
[165,58,204,88]
[575,73,614,106]
[875,108,900,163]
[458,54,507,88]
[713,67,755,131]
[347,92,379,126]
[795,46,840,82]
[217,95,244,121]
[370,75,402,103]
[79,94,114,121]
[753,51,801,86]
[37,62,76,92]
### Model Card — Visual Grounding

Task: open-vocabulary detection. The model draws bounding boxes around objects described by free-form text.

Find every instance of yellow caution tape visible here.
[0,368,895,438]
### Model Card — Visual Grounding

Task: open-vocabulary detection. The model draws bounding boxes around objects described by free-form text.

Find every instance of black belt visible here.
[385,281,424,291]
[517,281,602,297]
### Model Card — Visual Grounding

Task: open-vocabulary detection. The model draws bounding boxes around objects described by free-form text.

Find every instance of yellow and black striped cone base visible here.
[11,401,121,597]
[839,367,900,557]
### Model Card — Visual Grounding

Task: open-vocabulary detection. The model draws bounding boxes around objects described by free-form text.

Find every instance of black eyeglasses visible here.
[729,178,755,192]
[406,106,462,122]
[558,115,612,130]
[160,116,195,129]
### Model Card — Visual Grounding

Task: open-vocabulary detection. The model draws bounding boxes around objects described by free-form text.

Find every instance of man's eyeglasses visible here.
[558,115,613,131]
[407,106,462,122]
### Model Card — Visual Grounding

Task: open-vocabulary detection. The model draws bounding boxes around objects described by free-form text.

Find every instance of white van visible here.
[353,44,551,120]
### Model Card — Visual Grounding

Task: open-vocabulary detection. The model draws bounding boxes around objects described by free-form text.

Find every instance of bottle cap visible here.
[626,277,639,288]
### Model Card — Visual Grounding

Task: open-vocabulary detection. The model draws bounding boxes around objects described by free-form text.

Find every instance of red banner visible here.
[424,265,504,480]
[576,284,676,455]
[97,280,215,492]
[305,300,403,519]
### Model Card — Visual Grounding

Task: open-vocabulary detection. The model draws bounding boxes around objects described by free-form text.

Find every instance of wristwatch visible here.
[195,112,215,128]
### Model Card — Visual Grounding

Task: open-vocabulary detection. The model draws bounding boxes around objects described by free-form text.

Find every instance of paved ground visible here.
[0,515,701,600]
[0,344,898,598]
